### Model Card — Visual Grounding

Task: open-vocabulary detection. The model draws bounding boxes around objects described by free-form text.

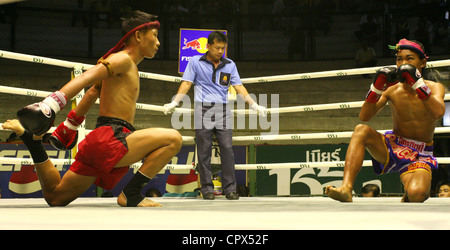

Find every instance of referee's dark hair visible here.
[208,31,228,45]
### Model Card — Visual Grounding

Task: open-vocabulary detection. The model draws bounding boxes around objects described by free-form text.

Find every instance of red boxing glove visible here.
[397,64,431,100]
[365,67,398,103]
[49,109,85,150]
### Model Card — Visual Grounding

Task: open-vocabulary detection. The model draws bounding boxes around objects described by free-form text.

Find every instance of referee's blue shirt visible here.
[182,54,242,103]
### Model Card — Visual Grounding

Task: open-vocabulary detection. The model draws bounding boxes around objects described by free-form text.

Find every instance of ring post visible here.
[248,144,257,196]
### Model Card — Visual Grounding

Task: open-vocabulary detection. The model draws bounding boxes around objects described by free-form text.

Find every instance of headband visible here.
[388,38,428,59]
[100,21,160,60]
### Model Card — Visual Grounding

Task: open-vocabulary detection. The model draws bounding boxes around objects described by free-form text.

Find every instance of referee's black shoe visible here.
[203,192,215,200]
[226,192,239,200]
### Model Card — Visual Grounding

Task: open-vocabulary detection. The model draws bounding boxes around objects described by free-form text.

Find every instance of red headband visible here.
[388,38,428,59]
[100,21,160,60]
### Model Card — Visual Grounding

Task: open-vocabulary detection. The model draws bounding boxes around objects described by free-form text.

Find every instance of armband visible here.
[97,58,114,77]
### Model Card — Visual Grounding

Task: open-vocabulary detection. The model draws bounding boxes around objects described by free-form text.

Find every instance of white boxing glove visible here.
[251,103,267,117]
[163,101,178,115]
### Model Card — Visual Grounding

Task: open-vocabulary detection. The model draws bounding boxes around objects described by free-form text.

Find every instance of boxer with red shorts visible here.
[6,11,182,208]
[70,117,135,190]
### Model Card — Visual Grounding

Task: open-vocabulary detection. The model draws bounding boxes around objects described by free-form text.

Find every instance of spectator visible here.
[288,21,307,61]
[361,184,381,197]
[92,0,113,28]
[437,181,450,197]
[71,0,88,28]
[355,14,378,46]
[414,18,431,53]
[355,40,377,76]
[394,16,409,42]
[434,19,449,46]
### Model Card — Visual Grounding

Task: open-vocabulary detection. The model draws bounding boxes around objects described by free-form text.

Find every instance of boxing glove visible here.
[365,67,398,103]
[17,102,56,136]
[397,64,431,100]
[49,109,85,150]
[17,91,67,135]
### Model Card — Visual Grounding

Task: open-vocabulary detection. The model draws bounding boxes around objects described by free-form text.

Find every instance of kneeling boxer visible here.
[326,39,445,202]
[8,11,182,207]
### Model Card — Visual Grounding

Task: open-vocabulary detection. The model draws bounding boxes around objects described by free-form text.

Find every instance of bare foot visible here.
[117,192,162,207]
[325,185,353,202]
[2,119,25,136]
[2,119,44,140]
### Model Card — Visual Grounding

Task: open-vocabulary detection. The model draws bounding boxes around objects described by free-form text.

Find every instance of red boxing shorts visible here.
[70,116,135,190]
[372,131,438,177]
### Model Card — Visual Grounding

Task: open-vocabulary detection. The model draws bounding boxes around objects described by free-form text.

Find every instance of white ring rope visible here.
[2,157,450,170]
[0,50,181,83]
[1,50,450,170]
[0,85,193,114]
[241,59,450,84]
[3,84,450,115]
[2,50,450,115]
[2,125,450,143]
[232,127,450,142]
[0,123,196,143]
[2,50,450,84]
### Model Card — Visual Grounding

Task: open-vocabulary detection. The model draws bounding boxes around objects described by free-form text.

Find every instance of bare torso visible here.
[386,80,440,142]
[98,52,140,125]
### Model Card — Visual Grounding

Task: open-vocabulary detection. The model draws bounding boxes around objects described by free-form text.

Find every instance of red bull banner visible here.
[106,145,246,196]
[179,28,227,73]
[0,143,246,198]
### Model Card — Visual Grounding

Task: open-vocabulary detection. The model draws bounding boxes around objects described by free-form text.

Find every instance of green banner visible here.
[253,144,402,196]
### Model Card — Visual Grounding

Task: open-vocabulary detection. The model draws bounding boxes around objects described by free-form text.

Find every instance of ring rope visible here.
[0,85,192,114]
[240,59,450,84]
[0,50,181,83]
[2,50,450,171]
[3,84,450,115]
[2,122,450,144]
[2,50,450,84]
[2,50,450,115]
[0,122,196,143]
[2,157,450,170]
[232,127,450,141]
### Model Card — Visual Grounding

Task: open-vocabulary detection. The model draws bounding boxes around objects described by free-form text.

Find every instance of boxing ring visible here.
[0,197,449,230]
[1,50,450,230]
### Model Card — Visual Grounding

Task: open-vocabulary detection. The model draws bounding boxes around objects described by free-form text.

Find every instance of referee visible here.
[164,31,266,200]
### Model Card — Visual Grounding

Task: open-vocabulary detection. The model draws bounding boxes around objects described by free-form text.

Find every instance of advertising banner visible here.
[254,144,402,196]
[0,143,96,198]
[0,143,246,198]
[179,28,227,73]
[108,145,247,197]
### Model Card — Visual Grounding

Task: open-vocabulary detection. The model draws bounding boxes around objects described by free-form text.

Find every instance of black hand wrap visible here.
[20,130,49,164]
[122,171,151,207]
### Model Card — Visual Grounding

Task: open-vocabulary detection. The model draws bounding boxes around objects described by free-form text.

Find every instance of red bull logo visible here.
[182,37,208,53]
[182,38,201,50]
[179,29,227,73]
